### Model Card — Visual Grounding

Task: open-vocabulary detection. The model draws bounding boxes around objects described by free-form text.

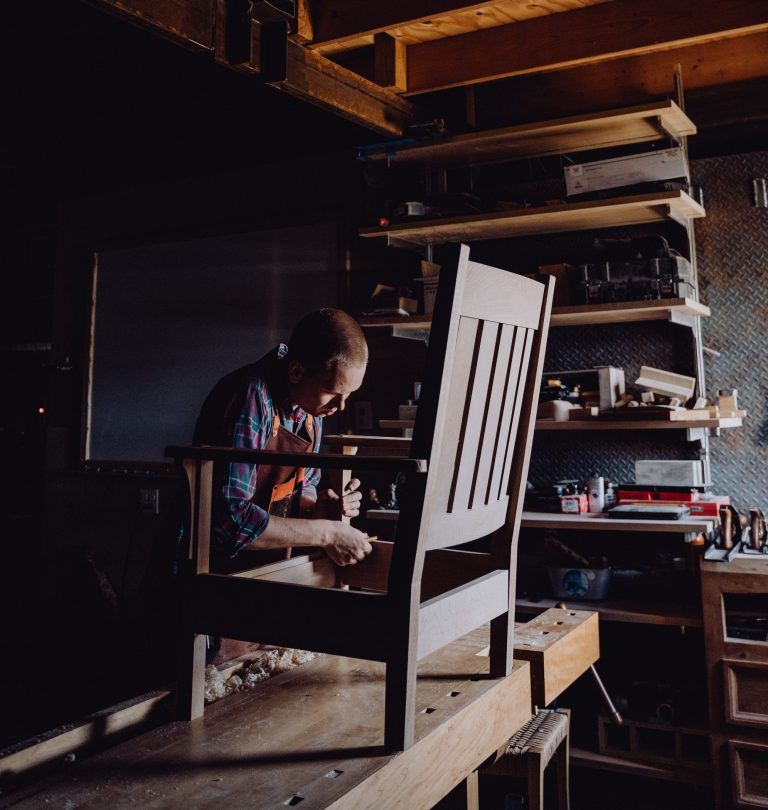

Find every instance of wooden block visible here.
[374,32,407,92]
[513,608,599,707]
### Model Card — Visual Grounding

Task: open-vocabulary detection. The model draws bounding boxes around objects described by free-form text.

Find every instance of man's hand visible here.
[314,478,363,519]
[320,520,373,566]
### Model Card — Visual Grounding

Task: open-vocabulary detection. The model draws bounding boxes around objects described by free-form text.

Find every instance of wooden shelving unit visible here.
[515,596,703,628]
[535,417,743,431]
[359,191,704,246]
[521,511,714,535]
[359,298,711,331]
[361,101,696,167]
[570,746,711,787]
[550,297,710,326]
[365,509,714,537]
[377,417,743,432]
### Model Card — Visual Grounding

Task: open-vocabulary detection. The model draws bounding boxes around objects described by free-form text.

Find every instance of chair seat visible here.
[504,708,569,765]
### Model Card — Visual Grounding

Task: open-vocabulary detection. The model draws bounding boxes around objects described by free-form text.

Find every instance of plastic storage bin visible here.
[547,566,612,601]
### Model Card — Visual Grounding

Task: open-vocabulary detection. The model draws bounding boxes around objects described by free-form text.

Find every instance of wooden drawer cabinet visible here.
[701,560,768,808]
[729,739,768,808]
[725,660,768,731]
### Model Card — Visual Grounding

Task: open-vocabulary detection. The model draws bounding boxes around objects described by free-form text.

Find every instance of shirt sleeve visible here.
[301,415,322,501]
[215,381,271,557]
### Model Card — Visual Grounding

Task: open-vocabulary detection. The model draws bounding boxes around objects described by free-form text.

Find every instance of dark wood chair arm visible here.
[165,444,427,473]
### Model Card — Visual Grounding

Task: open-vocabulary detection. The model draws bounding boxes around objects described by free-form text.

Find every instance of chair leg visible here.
[555,733,570,810]
[527,752,544,810]
[177,631,207,720]
[384,651,418,751]
[489,611,514,678]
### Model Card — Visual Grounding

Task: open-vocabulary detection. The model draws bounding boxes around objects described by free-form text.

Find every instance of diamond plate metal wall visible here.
[693,150,768,509]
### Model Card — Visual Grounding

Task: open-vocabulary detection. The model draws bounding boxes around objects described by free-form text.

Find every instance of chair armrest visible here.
[165,445,427,473]
[324,434,412,450]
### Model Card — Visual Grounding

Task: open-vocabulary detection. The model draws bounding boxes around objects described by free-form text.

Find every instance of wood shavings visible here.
[204,648,319,704]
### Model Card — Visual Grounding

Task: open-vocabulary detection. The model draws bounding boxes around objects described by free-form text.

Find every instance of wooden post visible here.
[375,32,408,93]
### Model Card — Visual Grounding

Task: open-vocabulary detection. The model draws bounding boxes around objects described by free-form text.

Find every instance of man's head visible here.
[286,309,368,417]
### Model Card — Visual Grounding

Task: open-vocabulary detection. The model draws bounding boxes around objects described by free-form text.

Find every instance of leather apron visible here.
[255,411,315,523]
[210,410,314,665]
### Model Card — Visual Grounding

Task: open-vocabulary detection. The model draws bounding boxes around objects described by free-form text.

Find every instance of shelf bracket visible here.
[665,204,688,228]
[686,427,708,443]
[392,326,430,344]
[667,311,696,329]
[386,234,428,253]
[653,115,680,148]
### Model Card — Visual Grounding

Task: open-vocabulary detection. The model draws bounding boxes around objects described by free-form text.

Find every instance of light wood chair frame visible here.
[167,244,553,751]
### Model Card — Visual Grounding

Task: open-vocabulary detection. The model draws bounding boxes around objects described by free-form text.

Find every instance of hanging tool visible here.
[555,602,623,726]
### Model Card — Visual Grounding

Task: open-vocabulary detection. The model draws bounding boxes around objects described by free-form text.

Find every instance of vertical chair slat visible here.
[499,329,533,501]
[475,322,515,509]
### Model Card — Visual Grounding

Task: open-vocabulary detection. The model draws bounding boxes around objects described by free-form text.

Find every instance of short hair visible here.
[288,308,368,377]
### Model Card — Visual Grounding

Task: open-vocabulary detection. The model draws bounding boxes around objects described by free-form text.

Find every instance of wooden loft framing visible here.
[83,0,415,136]
[82,0,768,139]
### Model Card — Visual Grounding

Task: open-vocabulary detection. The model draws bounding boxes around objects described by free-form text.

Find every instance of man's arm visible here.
[218,385,370,565]
[251,516,372,566]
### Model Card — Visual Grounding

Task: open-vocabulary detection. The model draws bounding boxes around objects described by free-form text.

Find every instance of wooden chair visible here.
[167,244,554,751]
[483,708,571,810]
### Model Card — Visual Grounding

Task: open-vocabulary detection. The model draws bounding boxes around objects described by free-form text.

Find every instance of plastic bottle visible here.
[587,474,605,513]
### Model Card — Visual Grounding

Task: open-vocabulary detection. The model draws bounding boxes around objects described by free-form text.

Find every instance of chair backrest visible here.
[408,244,552,553]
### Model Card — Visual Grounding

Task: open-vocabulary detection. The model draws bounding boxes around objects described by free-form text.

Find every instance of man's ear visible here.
[288,360,305,384]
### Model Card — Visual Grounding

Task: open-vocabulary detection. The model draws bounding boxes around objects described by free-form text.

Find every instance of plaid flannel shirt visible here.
[195,344,322,557]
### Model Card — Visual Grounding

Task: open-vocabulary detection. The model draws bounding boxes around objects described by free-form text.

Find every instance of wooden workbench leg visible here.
[555,733,570,810]
[527,752,544,810]
[464,770,480,810]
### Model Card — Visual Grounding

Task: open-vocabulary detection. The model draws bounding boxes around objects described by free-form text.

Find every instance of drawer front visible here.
[724,660,768,730]
[729,739,768,808]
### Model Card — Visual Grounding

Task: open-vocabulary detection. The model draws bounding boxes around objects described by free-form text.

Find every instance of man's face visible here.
[289,361,366,418]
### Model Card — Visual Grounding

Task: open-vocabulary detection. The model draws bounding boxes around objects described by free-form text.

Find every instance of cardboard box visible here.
[597,366,626,411]
[635,366,696,400]
[564,148,687,196]
[635,459,705,487]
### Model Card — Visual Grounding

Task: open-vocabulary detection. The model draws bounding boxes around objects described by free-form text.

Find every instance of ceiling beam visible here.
[83,0,216,51]
[276,41,415,135]
[471,31,768,129]
[309,1,489,51]
[86,0,415,136]
[406,0,768,95]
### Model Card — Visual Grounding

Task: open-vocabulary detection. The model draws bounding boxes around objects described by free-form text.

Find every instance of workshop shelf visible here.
[359,191,704,245]
[359,101,695,167]
[377,417,743,432]
[359,298,710,330]
[520,511,714,535]
[534,417,743,431]
[515,596,703,628]
[570,746,712,787]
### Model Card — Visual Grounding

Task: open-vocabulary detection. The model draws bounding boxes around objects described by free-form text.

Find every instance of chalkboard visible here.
[87,222,339,461]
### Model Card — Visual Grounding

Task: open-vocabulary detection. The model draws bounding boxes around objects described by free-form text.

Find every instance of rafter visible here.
[86,0,415,135]
[405,0,768,94]
[472,31,768,129]
[310,1,490,51]
[309,0,611,55]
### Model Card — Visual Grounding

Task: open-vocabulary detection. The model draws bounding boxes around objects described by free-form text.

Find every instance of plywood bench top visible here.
[7,627,532,810]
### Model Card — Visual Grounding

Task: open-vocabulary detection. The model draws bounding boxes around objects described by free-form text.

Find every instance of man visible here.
[194,308,372,569]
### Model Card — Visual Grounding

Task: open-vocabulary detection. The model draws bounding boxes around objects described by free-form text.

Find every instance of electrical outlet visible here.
[139,487,160,514]
[353,400,373,431]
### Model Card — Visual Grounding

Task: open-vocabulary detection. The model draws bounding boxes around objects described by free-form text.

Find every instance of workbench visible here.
[1,611,597,809]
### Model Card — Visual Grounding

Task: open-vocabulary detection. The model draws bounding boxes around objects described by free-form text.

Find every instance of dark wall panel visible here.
[88,222,338,461]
